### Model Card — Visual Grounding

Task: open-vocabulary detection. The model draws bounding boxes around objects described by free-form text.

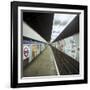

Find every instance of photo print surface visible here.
[22,11,80,77]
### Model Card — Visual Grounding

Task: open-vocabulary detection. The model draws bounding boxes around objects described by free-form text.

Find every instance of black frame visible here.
[11,1,88,88]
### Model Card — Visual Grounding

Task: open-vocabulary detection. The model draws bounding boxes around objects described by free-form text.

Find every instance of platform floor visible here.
[23,46,58,77]
[23,46,79,77]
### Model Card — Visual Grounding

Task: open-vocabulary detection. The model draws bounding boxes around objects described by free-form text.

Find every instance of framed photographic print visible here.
[11,1,88,88]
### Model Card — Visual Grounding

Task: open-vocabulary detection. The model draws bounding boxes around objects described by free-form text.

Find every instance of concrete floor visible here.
[23,46,58,77]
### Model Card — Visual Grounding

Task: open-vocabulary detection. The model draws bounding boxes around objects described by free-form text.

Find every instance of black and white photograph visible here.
[22,11,79,77]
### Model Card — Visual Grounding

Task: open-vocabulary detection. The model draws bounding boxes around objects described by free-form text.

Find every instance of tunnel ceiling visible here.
[53,15,79,42]
[23,12,54,42]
